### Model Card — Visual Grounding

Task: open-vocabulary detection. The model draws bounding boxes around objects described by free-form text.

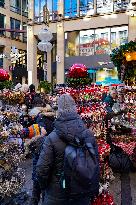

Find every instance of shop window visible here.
[64,0,78,18]
[65,26,128,57]
[96,0,113,14]
[0,13,5,36]
[114,0,130,11]
[65,31,80,57]
[95,28,110,55]
[80,30,95,56]
[111,26,128,50]
[80,0,94,16]
[10,18,21,39]
[0,0,4,8]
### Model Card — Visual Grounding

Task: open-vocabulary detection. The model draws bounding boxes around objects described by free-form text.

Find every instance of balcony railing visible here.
[0,28,27,43]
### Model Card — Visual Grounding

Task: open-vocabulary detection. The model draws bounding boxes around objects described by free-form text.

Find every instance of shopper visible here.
[29,104,55,205]
[36,104,55,136]
[104,89,117,112]
[36,94,99,205]
[30,126,47,205]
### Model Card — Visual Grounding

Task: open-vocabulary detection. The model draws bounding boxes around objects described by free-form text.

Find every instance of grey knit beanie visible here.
[58,94,77,114]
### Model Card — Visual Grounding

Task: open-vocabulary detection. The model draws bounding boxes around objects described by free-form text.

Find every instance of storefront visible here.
[65,25,128,57]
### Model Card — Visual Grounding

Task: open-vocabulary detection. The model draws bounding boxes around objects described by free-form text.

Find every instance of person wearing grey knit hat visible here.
[36,94,99,205]
[57,94,77,115]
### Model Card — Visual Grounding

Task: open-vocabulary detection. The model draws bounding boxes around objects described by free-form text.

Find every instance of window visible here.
[10,0,21,14]
[10,0,28,16]
[114,0,130,11]
[64,0,78,18]
[95,28,110,54]
[0,13,5,36]
[96,0,113,14]
[0,0,4,8]
[10,18,21,39]
[65,26,128,57]
[80,0,94,16]
[65,31,80,57]
[22,0,28,17]
[52,0,59,20]
[111,26,128,49]
[80,30,95,56]
[35,0,51,21]
[47,0,52,20]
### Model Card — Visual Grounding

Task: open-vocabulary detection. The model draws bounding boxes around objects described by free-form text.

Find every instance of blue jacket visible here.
[36,112,99,199]
[104,94,116,112]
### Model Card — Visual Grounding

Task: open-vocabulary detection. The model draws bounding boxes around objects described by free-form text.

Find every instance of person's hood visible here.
[54,111,86,145]
[28,107,41,116]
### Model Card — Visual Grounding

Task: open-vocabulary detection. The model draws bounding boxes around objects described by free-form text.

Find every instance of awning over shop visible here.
[88,69,97,74]
[64,54,114,70]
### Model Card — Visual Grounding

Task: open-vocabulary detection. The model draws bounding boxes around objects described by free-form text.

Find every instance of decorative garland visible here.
[110,41,136,82]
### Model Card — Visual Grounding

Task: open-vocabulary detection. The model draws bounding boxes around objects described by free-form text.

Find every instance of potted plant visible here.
[38,80,52,93]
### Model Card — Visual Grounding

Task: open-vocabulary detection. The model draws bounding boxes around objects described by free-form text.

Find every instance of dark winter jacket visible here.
[31,113,55,182]
[104,94,115,109]
[36,113,55,136]
[36,112,99,199]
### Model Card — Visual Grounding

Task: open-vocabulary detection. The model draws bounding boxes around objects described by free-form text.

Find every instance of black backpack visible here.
[60,133,100,197]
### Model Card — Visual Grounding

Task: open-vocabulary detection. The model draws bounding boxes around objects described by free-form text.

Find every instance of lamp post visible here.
[37,28,53,81]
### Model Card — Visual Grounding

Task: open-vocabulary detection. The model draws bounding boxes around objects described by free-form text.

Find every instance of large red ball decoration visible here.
[69,64,87,78]
[0,69,10,81]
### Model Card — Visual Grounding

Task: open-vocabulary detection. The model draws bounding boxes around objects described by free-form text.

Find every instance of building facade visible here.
[0,0,28,83]
[27,0,136,86]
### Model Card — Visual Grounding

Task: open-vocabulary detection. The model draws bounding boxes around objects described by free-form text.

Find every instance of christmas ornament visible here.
[0,69,9,81]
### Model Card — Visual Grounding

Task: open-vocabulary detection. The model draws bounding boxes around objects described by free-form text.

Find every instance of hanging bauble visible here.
[0,69,10,81]
[69,64,87,78]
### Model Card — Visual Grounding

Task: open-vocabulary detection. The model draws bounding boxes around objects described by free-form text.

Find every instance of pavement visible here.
[21,158,136,205]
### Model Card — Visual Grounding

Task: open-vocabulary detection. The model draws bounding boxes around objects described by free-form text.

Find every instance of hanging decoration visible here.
[110,41,136,83]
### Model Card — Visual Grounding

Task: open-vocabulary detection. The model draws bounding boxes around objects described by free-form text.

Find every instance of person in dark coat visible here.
[104,89,117,112]
[36,105,55,136]
[36,94,99,205]
[30,105,55,205]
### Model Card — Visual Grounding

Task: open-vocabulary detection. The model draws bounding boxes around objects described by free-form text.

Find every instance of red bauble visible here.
[0,69,10,81]
[69,64,87,78]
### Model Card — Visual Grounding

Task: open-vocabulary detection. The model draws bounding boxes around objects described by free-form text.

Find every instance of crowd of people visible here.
[0,83,135,205]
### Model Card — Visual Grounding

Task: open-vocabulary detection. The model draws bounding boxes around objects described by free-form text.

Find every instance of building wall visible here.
[0,0,27,72]
[27,0,136,85]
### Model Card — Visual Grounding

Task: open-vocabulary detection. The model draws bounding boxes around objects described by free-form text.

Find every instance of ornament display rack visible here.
[56,85,136,205]
[0,105,26,204]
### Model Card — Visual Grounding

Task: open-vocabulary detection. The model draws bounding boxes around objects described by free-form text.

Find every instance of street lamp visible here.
[37,28,53,81]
